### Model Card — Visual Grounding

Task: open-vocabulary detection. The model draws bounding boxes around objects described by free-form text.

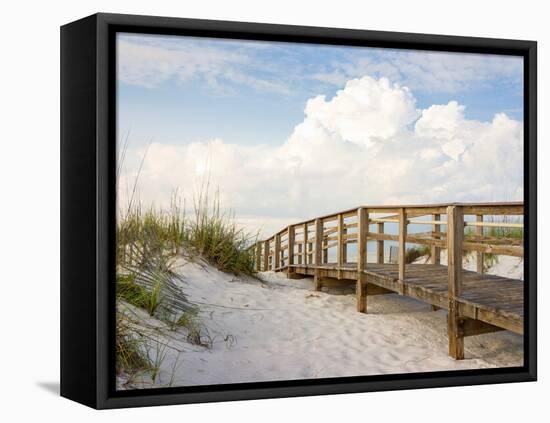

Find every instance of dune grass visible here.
[115,139,256,382]
[465,215,524,240]
[116,315,153,376]
[115,187,256,380]
[184,189,257,276]
[117,190,257,277]
[405,244,431,264]
[464,215,523,271]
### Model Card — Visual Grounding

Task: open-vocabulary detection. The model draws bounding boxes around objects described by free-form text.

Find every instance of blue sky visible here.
[116,33,524,237]
[117,33,523,149]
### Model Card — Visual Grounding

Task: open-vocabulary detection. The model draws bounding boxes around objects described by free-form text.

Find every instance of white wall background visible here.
[1,0,546,420]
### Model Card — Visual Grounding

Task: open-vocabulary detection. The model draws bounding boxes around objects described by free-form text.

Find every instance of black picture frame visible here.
[60,12,537,409]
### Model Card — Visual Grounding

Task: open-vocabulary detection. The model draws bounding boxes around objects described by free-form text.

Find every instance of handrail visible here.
[255,202,524,274]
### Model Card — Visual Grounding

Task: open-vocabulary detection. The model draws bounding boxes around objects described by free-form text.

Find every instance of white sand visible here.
[117,254,523,390]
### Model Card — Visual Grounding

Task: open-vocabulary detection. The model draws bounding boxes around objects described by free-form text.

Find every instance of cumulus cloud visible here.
[303,77,419,145]
[119,75,523,237]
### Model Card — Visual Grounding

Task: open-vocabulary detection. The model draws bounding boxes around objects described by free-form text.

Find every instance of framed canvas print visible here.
[60,13,537,409]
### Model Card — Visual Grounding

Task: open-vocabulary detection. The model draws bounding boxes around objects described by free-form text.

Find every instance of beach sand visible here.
[117,255,524,390]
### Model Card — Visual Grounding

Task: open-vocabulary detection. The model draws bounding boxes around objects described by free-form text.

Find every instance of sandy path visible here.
[118,258,522,389]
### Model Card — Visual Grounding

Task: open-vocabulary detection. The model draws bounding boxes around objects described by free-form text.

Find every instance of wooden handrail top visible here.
[262,202,524,242]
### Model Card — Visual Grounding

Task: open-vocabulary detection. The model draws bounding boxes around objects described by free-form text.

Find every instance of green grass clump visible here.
[117,273,149,310]
[117,194,187,263]
[483,253,499,272]
[465,215,524,240]
[147,279,163,316]
[117,272,166,317]
[117,189,257,277]
[405,244,431,264]
[116,316,152,376]
[184,191,257,276]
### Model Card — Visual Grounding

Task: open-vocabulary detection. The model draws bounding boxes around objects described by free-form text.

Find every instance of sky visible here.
[116,33,524,238]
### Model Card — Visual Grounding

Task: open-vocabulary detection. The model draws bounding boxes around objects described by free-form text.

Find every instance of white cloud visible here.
[302,77,419,145]
[119,75,523,238]
[118,35,522,98]
[117,35,291,94]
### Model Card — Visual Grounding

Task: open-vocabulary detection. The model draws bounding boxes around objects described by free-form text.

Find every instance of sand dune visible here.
[117,255,523,390]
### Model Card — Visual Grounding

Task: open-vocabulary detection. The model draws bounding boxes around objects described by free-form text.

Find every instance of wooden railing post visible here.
[274,234,281,270]
[337,214,344,279]
[287,225,295,277]
[376,222,384,264]
[447,205,465,359]
[255,242,261,271]
[314,218,323,291]
[398,208,407,294]
[431,214,441,265]
[357,207,368,312]
[476,214,484,274]
[263,240,269,271]
[303,223,308,265]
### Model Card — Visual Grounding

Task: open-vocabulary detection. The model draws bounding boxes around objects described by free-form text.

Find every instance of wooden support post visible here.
[447,205,465,360]
[398,208,407,295]
[337,214,344,279]
[274,234,281,271]
[314,218,323,291]
[297,243,302,265]
[303,223,308,265]
[255,242,261,271]
[376,222,384,264]
[263,240,269,271]
[431,214,441,265]
[287,225,295,277]
[476,214,484,274]
[357,207,368,312]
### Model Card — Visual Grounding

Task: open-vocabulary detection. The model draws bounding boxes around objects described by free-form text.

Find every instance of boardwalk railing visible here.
[253,202,524,359]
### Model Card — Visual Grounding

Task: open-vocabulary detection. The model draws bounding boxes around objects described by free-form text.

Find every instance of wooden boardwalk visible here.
[254,202,524,359]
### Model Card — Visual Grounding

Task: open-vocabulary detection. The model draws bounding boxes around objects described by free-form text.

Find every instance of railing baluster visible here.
[376,221,384,264]
[322,223,328,264]
[398,208,407,294]
[287,225,295,277]
[314,218,323,291]
[303,223,308,265]
[357,207,368,312]
[337,214,344,279]
[255,242,261,271]
[431,214,441,265]
[263,240,269,271]
[476,214,484,274]
[342,226,347,264]
[274,235,281,270]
